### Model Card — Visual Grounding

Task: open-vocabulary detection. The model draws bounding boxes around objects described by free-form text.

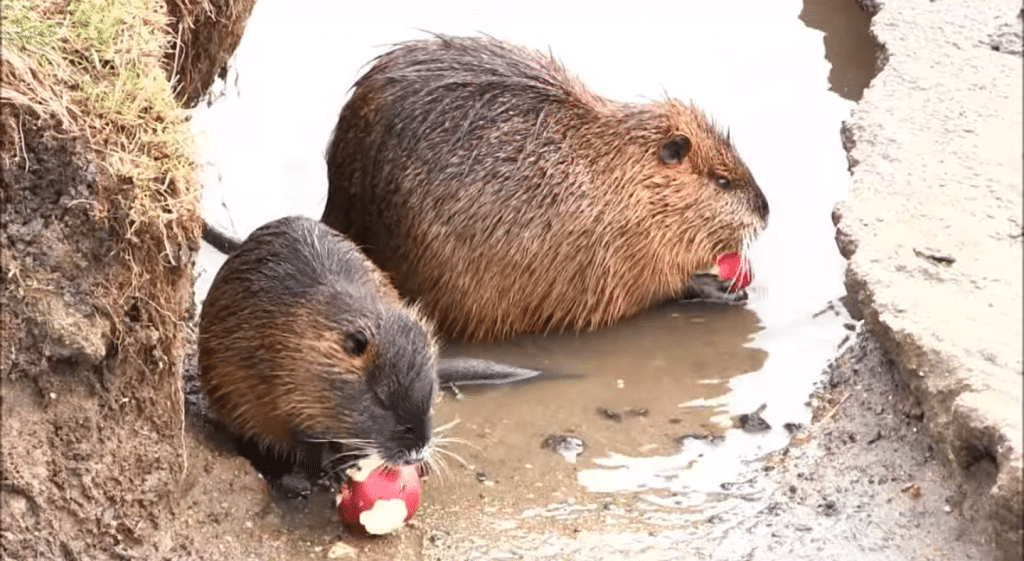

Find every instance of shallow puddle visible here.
[427,297,850,516]
[191,0,875,549]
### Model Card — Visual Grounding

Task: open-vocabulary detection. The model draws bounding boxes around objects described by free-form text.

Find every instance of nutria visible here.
[322,34,770,343]
[198,215,546,494]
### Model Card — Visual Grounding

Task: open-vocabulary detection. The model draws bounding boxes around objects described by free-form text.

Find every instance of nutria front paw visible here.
[272,473,313,501]
[680,274,749,304]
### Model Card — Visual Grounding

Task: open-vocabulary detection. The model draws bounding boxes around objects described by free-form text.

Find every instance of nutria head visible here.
[321,34,771,343]
[618,99,769,268]
[278,292,440,468]
[198,216,440,470]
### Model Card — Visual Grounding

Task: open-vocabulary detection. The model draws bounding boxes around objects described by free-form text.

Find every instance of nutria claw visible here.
[680,273,750,303]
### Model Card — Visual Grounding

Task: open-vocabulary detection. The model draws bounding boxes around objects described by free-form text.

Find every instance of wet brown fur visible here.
[323,34,770,343]
[198,216,439,460]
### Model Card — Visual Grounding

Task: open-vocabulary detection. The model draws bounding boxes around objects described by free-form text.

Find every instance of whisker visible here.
[433,417,462,434]
[422,450,452,482]
[431,435,473,446]
[431,435,479,451]
[321,447,374,467]
[302,436,377,445]
[431,446,471,469]
[323,461,351,480]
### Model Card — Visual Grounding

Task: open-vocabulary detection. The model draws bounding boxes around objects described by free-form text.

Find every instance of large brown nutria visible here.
[322,34,770,344]
[198,215,544,494]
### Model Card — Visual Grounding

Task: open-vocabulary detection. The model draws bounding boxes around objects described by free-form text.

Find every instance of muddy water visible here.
[191,0,871,549]
[800,0,880,101]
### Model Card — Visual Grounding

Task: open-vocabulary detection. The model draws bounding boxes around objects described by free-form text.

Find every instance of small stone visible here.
[674,433,724,445]
[541,434,585,463]
[902,483,922,499]
[327,541,357,559]
[818,499,838,516]
[597,407,622,422]
[782,422,804,435]
[736,404,771,433]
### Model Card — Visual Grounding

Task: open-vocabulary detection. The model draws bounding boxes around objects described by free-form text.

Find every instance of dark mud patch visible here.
[165,0,259,108]
[0,105,195,560]
[705,330,1006,561]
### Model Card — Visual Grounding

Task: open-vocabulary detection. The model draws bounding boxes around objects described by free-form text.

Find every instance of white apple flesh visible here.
[336,457,422,535]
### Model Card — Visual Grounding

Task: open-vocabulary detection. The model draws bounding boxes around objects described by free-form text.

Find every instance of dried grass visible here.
[164,0,256,107]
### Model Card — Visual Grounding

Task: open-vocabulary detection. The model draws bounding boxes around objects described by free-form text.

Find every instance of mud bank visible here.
[833,0,1024,558]
[0,1,254,559]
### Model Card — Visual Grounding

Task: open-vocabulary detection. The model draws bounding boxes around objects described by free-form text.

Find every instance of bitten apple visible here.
[715,252,752,291]
[336,457,422,535]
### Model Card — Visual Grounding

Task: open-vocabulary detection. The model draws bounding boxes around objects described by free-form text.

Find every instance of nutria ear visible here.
[660,135,691,165]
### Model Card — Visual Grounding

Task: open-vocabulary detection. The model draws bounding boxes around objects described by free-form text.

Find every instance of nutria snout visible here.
[322,33,770,343]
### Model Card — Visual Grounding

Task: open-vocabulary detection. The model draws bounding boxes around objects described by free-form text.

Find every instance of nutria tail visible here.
[201,220,242,254]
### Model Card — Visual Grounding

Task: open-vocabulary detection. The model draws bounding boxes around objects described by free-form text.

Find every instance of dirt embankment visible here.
[1,1,254,558]
[836,0,1023,558]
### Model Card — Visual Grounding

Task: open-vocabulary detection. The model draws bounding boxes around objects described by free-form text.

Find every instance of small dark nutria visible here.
[198,215,546,495]
[322,34,770,343]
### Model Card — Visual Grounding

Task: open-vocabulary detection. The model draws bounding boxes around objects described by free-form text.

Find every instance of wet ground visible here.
[183,0,1005,559]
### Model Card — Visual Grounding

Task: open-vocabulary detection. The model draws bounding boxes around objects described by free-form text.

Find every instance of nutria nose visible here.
[753,185,770,222]
[388,424,430,465]
[389,445,428,466]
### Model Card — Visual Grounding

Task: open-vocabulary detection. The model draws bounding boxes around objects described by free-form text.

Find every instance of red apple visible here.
[336,457,422,535]
[716,252,753,291]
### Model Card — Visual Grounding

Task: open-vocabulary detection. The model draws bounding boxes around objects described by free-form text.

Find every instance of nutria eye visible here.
[343,331,369,357]
[660,135,691,165]
[715,176,732,189]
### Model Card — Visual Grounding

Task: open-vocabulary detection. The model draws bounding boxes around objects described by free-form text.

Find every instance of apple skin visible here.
[336,464,422,535]
[716,253,753,292]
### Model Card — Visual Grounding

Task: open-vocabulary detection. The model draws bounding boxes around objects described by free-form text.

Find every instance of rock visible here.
[327,541,357,559]
[832,0,1023,556]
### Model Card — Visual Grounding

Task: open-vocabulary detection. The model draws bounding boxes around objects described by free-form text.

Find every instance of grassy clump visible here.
[1,0,201,417]
[3,0,199,235]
